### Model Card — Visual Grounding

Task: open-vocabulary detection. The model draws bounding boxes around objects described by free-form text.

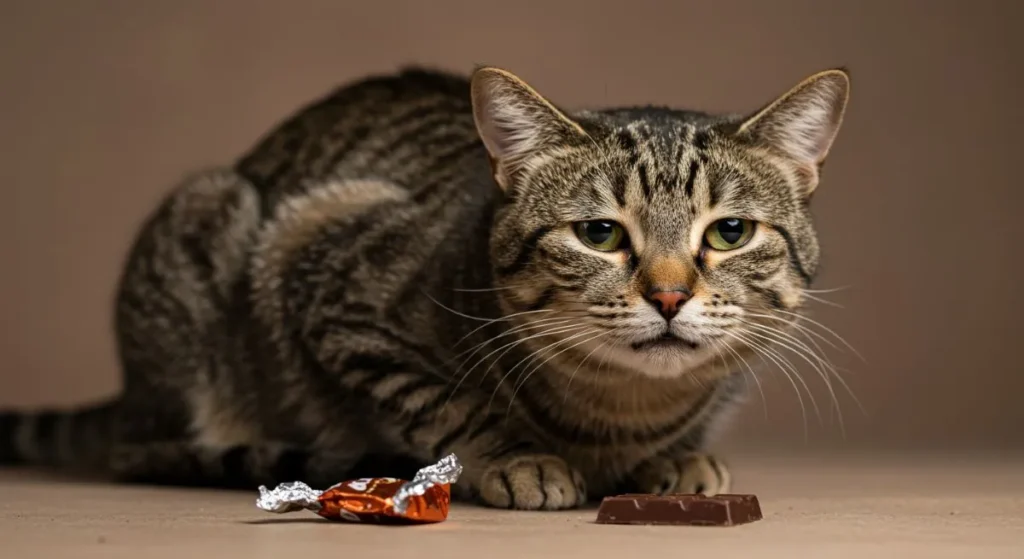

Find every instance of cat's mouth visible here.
[629,332,699,352]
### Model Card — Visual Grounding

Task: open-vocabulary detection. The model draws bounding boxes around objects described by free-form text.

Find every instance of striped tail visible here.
[0,399,119,470]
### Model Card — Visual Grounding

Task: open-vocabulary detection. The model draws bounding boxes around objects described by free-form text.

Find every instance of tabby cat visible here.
[0,66,849,509]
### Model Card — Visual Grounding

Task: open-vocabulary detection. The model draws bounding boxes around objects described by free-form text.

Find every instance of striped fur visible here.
[0,401,116,469]
[0,66,849,509]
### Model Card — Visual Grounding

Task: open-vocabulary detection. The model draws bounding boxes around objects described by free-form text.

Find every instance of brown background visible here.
[0,0,1020,453]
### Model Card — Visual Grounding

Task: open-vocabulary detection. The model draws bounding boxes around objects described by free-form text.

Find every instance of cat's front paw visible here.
[478,454,587,510]
[628,453,731,496]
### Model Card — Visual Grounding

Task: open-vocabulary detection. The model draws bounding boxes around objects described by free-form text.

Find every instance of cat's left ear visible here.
[471,67,590,190]
[734,68,850,193]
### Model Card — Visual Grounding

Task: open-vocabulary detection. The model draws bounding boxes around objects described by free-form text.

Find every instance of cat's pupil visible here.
[717,219,744,244]
[585,221,615,244]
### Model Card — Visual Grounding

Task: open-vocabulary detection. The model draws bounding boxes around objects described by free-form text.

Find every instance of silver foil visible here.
[254,454,463,516]
[391,453,463,515]
[256,481,324,514]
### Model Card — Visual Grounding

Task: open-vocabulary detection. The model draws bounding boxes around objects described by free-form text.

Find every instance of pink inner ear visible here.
[745,73,848,167]
[475,87,530,160]
[488,121,521,155]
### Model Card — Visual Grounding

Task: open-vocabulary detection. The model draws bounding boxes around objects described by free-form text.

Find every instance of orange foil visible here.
[316,477,451,523]
[256,454,461,524]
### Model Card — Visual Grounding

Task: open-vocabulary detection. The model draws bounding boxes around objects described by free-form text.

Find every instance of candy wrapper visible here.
[256,454,462,524]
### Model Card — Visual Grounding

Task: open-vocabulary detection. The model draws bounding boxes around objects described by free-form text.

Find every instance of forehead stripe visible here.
[616,129,639,161]
[637,161,653,201]
[683,158,699,199]
[611,173,627,207]
[692,129,711,151]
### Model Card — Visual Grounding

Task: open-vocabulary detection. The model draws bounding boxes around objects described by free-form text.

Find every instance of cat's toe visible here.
[478,454,585,510]
[628,456,682,495]
[677,453,731,495]
[628,453,731,496]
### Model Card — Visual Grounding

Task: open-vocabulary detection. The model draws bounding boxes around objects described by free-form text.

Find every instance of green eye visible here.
[574,220,627,251]
[704,218,756,251]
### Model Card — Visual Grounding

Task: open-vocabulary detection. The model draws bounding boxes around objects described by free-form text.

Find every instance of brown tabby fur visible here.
[0,65,849,509]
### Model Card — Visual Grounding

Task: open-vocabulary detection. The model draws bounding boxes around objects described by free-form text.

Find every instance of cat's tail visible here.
[0,398,119,470]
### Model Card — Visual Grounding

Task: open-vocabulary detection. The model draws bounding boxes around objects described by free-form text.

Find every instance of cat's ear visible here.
[734,68,850,192]
[471,67,590,190]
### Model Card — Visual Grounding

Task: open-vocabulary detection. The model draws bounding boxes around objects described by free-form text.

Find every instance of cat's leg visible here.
[619,404,734,497]
[623,377,744,496]
[473,450,589,511]
[312,344,587,510]
[625,452,732,496]
[391,396,588,511]
[416,400,588,511]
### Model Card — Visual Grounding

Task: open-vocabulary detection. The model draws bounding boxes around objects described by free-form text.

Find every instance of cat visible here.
[0,65,849,510]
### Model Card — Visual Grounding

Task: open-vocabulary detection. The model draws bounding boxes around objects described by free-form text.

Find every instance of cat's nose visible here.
[645,288,691,320]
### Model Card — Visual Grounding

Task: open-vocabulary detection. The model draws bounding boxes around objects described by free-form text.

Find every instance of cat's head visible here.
[471,67,849,379]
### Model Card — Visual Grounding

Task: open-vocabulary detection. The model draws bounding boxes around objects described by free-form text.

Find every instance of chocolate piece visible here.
[595,493,762,526]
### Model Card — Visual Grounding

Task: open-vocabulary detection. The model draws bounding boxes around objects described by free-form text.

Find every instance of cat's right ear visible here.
[471,67,589,191]
[733,68,850,194]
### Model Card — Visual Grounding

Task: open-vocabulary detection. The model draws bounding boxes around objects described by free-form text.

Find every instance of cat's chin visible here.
[629,334,699,353]
[634,350,709,379]
[598,338,719,380]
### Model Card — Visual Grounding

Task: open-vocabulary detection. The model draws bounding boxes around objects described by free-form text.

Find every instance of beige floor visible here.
[2,452,1022,559]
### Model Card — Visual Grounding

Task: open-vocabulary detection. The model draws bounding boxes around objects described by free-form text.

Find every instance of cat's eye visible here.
[574,220,628,252]
[704,218,756,251]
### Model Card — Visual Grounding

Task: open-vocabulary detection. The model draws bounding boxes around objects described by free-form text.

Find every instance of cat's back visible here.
[236,67,484,212]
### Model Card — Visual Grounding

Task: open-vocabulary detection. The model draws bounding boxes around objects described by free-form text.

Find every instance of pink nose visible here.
[646,289,691,320]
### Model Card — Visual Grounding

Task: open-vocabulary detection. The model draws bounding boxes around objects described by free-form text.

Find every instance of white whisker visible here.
[509,329,612,415]
[562,331,620,404]
[444,322,587,411]
[774,309,865,363]
[723,330,812,440]
[423,290,500,322]
[488,327,598,414]
[711,337,767,419]
[741,324,845,436]
[451,308,557,349]
[744,312,867,420]
[448,315,571,368]
[802,292,844,308]
[746,312,841,357]
[802,285,851,294]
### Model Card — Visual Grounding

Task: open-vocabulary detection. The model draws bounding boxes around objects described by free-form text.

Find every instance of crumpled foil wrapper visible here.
[256,481,324,514]
[391,453,463,514]
[255,453,463,523]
